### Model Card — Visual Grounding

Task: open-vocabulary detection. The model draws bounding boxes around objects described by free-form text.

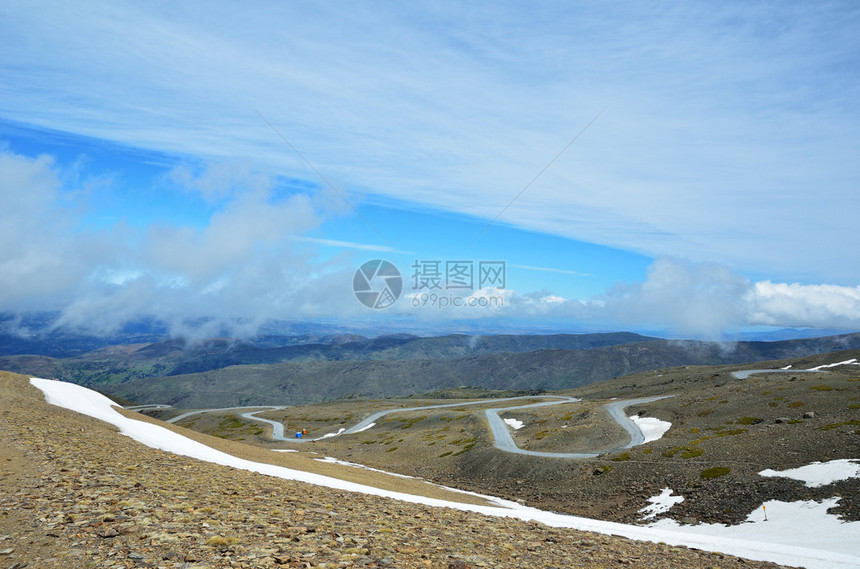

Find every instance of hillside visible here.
[158,350,860,530]
[0,371,792,569]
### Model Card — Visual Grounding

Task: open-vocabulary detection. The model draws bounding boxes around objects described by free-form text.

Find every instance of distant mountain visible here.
[0,331,659,386]
[100,333,860,407]
[5,327,860,408]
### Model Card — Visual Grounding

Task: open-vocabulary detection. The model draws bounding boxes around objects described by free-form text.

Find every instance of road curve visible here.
[730,369,819,380]
[485,396,672,459]
[166,406,285,424]
[237,394,673,457]
[149,395,673,457]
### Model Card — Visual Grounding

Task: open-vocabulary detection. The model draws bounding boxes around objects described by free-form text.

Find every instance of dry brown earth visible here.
[0,371,791,568]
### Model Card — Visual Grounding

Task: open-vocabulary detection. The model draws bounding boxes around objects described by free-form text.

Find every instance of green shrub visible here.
[700,467,731,479]
[612,452,631,461]
[716,428,747,437]
[736,417,762,425]
[820,420,860,431]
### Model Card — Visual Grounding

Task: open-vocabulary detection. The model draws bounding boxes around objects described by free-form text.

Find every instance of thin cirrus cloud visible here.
[1,2,859,337]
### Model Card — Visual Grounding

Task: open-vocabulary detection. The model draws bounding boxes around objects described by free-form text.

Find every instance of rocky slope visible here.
[0,371,788,569]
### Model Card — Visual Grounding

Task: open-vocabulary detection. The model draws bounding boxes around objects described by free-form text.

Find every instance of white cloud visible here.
[2,153,859,338]
[750,281,860,329]
[0,149,368,336]
[435,258,860,337]
[1,2,858,283]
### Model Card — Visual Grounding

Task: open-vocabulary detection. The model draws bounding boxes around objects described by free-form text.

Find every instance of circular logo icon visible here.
[353,259,403,309]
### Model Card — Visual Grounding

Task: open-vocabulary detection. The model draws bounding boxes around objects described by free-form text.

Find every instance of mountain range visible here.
[3,329,860,407]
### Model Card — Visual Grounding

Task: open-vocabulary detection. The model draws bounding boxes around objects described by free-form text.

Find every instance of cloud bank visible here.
[3,148,858,339]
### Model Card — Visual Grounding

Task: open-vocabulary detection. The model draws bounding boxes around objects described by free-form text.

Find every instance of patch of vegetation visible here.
[820,420,860,431]
[642,448,653,454]
[611,452,630,461]
[663,444,705,459]
[438,451,453,457]
[452,444,475,456]
[788,401,804,408]
[385,446,398,452]
[700,467,731,479]
[697,409,712,417]
[809,384,834,392]
[206,536,238,547]
[736,417,762,425]
[397,415,427,429]
[688,427,700,434]
[715,428,747,437]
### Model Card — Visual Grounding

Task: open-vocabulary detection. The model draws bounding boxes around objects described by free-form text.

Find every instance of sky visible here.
[2,1,860,340]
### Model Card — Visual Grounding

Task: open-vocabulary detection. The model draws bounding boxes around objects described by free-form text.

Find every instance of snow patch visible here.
[315,456,415,479]
[650,498,860,561]
[503,418,524,430]
[759,459,860,488]
[628,415,671,443]
[639,488,684,520]
[319,427,346,439]
[806,358,859,371]
[353,422,375,433]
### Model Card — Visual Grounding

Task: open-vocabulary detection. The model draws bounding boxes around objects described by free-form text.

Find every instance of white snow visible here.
[503,417,524,430]
[271,449,298,453]
[781,365,793,370]
[628,415,672,443]
[759,459,860,488]
[806,358,860,371]
[29,378,860,569]
[318,427,346,439]
[353,422,376,433]
[638,488,684,520]
[314,456,415,479]
[650,498,860,561]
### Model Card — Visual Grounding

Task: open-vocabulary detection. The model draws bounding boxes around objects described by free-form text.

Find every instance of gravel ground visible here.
[0,371,789,569]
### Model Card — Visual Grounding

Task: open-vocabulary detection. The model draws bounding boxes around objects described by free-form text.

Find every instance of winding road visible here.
[485,396,672,458]
[157,394,674,458]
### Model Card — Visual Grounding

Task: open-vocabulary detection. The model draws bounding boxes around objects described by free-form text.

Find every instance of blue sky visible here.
[1,1,859,339]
